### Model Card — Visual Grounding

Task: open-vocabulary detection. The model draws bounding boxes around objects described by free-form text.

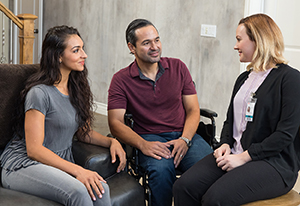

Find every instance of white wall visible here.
[43,0,245,136]
[261,0,300,193]
[264,0,300,71]
[243,0,300,71]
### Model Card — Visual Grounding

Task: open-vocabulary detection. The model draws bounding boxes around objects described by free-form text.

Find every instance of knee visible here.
[144,158,176,187]
[173,174,204,205]
[146,158,175,177]
[173,177,184,196]
[202,188,226,206]
[100,182,110,198]
[173,173,193,195]
[70,182,110,199]
[71,184,88,197]
[66,183,92,205]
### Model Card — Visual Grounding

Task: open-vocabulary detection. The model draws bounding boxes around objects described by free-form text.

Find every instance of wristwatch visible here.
[179,137,192,148]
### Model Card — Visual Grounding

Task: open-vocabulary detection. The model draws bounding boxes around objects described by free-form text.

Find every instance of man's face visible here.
[129,25,162,65]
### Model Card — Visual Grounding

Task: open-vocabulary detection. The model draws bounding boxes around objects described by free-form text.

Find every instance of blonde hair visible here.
[239,13,287,72]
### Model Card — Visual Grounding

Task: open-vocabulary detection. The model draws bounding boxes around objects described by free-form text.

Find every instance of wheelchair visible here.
[123,108,218,206]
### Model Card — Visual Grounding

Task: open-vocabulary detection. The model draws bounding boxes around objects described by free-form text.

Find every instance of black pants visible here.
[173,154,294,206]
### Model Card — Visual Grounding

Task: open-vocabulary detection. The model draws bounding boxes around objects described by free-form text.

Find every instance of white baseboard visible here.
[93,101,107,116]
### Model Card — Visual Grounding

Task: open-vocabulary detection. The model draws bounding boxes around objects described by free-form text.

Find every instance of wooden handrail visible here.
[0,2,37,64]
[17,13,37,64]
[0,2,23,29]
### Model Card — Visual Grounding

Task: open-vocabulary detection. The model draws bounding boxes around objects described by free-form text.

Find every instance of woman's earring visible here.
[59,60,62,64]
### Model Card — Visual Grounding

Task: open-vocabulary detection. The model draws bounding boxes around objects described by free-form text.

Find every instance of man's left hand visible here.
[168,138,189,168]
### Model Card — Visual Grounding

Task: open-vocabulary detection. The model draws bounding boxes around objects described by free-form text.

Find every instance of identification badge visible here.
[245,93,257,122]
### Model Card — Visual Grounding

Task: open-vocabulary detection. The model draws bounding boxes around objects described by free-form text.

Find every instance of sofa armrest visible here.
[72,140,119,179]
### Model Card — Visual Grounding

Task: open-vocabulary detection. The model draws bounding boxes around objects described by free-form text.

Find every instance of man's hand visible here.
[168,138,189,168]
[140,141,171,160]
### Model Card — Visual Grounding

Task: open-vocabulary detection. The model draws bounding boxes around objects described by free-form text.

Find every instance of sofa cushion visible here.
[0,64,146,206]
[72,140,119,179]
[107,172,145,206]
[0,187,62,206]
[0,64,39,150]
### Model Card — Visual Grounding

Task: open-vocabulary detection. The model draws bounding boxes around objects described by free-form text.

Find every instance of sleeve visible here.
[24,86,49,115]
[219,72,249,148]
[219,104,235,147]
[180,61,196,95]
[218,91,236,148]
[107,73,127,110]
[248,68,300,160]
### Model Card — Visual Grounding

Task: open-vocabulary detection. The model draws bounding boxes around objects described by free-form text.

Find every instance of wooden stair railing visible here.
[0,2,37,64]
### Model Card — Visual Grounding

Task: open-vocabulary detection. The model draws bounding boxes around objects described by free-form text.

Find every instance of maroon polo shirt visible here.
[108,57,196,134]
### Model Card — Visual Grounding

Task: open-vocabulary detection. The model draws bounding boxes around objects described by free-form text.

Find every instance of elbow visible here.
[109,124,119,137]
[108,121,127,140]
[108,119,120,135]
[26,151,36,160]
[26,147,40,161]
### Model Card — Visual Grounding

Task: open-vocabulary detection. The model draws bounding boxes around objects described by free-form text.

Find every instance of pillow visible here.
[0,64,39,150]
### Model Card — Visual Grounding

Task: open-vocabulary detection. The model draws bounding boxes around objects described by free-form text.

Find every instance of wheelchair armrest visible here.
[72,140,119,179]
[200,108,217,129]
[200,108,218,119]
[199,108,219,149]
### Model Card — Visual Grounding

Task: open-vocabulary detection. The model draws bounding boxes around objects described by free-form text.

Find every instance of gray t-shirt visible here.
[0,84,79,171]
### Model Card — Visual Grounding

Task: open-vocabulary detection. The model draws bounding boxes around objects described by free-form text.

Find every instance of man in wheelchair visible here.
[107,19,213,206]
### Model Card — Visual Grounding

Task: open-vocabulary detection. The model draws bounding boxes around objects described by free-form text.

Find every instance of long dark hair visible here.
[16,25,93,141]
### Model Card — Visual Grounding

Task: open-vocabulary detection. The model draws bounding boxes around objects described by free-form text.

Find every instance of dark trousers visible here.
[173,153,295,206]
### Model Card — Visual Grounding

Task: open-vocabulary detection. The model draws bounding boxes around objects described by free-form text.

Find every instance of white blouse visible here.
[231,68,273,154]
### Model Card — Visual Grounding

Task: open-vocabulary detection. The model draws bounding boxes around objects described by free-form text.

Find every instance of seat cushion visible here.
[72,140,119,179]
[0,64,145,206]
[72,141,145,206]
[0,170,145,206]
[241,189,300,206]
[0,187,62,206]
[107,172,145,206]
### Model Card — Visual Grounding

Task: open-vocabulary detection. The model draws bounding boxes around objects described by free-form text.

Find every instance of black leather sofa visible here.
[0,63,145,206]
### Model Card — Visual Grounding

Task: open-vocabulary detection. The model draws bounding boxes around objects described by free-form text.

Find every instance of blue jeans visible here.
[139,132,213,206]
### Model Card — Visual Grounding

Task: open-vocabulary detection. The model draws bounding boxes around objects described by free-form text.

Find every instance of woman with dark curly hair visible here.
[0,25,126,206]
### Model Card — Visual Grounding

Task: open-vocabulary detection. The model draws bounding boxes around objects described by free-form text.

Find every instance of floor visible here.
[92,113,300,205]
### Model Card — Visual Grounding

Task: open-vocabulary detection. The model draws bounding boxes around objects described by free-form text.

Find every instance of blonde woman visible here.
[173,13,300,206]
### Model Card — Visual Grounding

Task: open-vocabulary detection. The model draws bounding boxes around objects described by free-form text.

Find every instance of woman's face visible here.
[234,24,256,63]
[59,34,87,72]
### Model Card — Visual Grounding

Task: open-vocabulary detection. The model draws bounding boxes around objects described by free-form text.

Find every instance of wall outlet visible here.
[201,24,217,38]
